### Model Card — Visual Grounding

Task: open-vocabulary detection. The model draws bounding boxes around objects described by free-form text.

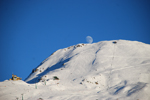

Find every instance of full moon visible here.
[86,36,93,44]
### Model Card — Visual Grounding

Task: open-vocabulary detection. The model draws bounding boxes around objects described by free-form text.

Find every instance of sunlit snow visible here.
[0,40,150,100]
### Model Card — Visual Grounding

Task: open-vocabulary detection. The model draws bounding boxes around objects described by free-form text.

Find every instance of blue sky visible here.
[0,0,150,81]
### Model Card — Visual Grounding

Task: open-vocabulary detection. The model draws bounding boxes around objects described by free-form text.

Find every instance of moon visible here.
[86,36,93,44]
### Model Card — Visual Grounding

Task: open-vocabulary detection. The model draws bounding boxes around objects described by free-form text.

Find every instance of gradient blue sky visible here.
[0,0,150,81]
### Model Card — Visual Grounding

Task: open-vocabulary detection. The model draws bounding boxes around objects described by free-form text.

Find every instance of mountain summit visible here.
[1,40,150,100]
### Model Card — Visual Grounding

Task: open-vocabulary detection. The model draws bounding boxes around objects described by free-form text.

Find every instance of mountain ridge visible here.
[25,40,150,84]
[1,40,150,100]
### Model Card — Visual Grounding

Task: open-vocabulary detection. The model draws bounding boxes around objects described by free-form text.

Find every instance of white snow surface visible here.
[1,40,150,100]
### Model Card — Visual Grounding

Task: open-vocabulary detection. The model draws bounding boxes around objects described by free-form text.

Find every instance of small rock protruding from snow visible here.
[65,43,85,51]
[75,43,85,48]
[112,41,117,44]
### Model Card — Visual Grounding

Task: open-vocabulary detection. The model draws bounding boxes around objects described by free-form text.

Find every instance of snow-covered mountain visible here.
[0,40,150,100]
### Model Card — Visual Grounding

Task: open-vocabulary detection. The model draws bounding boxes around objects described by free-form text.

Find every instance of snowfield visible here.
[0,40,150,100]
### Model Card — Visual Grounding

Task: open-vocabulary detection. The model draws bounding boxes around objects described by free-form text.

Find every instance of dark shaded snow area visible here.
[1,40,150,100]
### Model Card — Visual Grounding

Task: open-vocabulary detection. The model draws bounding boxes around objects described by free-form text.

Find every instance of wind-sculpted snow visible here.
[1,40,150,100]
[127,82,147,96]
[108,80,127,95]
[108,80,147,97]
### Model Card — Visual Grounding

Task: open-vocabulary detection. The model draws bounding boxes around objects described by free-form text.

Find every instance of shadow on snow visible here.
[26,57,72,84]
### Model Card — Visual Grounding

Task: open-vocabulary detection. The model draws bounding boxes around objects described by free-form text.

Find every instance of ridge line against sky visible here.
[0,0,150,81]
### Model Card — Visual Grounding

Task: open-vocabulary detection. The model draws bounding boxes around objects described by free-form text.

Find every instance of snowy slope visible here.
[0,40,150,100]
